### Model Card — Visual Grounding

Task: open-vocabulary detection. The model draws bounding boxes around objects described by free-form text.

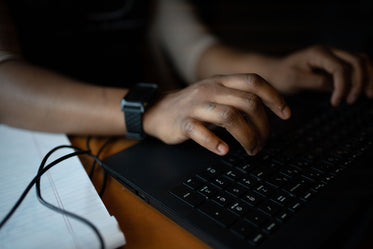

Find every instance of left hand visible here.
[264,45,373,106]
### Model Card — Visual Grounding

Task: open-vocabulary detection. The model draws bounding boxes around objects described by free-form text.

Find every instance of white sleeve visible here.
[153,0,218,83]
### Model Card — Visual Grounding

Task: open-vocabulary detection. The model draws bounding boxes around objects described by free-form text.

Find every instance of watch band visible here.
[124,105,145,140]
[121,83,158,140]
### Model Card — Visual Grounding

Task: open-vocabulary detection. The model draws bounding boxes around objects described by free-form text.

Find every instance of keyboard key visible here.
[231,219,258,238]
[324,155,341,165]
[255,152,272,162]
[279,166,300,178]
[255,183,275,197]
[322,174,335,183]
[265,161,283,170]
[229,201,250,216]
[212,192,233,207]
[304,152,317,162]
[283,178,310,197]
[312,161,333,174]
[271,191,292,206]
[226,183,247,197]
[250,166,274,180]
[300,189,313,202]
[245,210,270,227]
[273,154,293,164]
[242,191,263,206]
[266,174,289,188]
[291,159,311,169]
[224,168,243,180]
[239,176,257,188]
[263,220,278,234]
[211,176,232,189]
[301,169,323,182]
[246,210,277,235]
[237,161,256,173]
[334,146,349,156]
[258,201,281,216]
[329,165,344,175]
[183,176,204,190]
[311,181,326,192]
[197,165,227,181]
[276,210,291,222]
[199,184,218,197]
[223,155,241,166]
[287,200,302,212]
[170,185,205,207]
[198,200,237,227]
[248,231,265,246]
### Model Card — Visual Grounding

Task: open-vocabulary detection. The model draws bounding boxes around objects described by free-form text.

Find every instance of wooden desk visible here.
[69,136,211,249]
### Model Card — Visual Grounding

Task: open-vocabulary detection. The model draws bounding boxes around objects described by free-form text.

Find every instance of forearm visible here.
[196,43,277,82]
[0,60,127,135]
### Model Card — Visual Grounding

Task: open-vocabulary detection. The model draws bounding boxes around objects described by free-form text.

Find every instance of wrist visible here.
[121,83,158,140]
[196,44,280,83]
[142,89,172,139]
[238,53,280,82]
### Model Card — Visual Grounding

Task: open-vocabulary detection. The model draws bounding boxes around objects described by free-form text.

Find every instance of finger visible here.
[207,86,270,146]
[332,48,365,104]
[213,74,291,120]
[190,102,260,155]
[181,118,229,155]
[294,71,333,91]
[363,56,373,98]
[306,45,351,106]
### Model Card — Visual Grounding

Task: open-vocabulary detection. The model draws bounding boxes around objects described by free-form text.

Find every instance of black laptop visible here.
[103,93,373,249]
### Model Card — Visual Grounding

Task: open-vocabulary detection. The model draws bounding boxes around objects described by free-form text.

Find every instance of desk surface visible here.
[69,136,211,249]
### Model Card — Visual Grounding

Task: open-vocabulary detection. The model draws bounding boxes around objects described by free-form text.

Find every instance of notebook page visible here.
[0,125,126,249]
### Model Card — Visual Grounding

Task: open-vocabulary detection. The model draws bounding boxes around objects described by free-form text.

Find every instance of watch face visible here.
[125,83,158,103]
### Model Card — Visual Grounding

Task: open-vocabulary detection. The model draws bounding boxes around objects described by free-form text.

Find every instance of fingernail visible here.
[282,106,291,119]
[248,149,256,156]
[367,90,373,98]
[252,145,262,155]
[347,95,357,104]
[217,143,228,155]
[331,97,341,107]
[248,141,258,156]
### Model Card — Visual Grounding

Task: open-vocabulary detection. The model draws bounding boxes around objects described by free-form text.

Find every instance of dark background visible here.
[7,0,373,86]
[193,0,373,56]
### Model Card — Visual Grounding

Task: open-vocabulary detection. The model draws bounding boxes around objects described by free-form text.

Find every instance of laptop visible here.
[103,92,373,249]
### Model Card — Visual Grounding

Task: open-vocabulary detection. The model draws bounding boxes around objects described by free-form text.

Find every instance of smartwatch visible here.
[121,83,159,140]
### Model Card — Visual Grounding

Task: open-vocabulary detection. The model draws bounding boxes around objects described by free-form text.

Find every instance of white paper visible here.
[0,125,126,249]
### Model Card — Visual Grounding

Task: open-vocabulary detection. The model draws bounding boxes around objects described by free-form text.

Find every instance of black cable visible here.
[0,147,105,249]
[86,137,115,198]
[99,170,109,197]
[35,146,105,249]
[0,149,86,228]
[86,136,93,152]
[89,137,114,178]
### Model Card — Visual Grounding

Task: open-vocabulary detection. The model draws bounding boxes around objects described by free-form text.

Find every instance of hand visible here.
[143,74,291,156]
[265,45,373,106]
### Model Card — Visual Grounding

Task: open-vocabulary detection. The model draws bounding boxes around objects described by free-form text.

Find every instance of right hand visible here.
[263,45,373,106]
[143,74,291,156]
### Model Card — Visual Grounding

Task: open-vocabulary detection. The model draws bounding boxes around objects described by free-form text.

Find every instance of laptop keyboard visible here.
[170,100,372,247]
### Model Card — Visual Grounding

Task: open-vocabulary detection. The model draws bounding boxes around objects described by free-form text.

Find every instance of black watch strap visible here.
[121,83,158,140]
[124,105,145,140]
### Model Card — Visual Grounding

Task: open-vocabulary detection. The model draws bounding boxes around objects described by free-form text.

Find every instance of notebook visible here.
[0,125,126,249]
[103,92,373,249]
